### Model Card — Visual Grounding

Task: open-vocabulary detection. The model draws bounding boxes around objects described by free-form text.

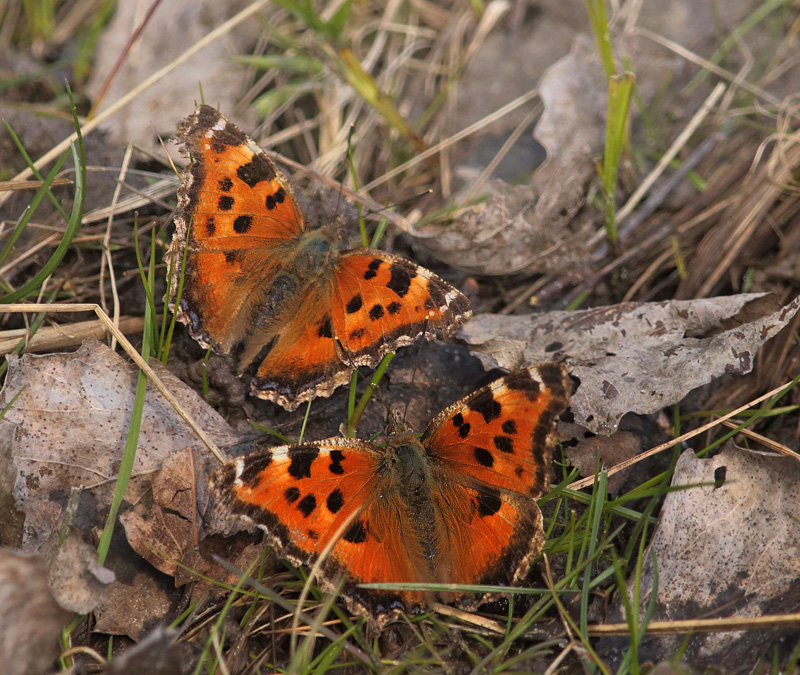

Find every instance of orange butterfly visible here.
[167,105,471,410]
[210,364,571,629]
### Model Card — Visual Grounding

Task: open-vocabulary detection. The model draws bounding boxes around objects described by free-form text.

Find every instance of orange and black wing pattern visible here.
[168,104,305,353]
[422,365,571,589]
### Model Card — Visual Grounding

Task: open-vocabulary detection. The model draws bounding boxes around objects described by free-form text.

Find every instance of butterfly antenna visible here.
[402,321,429,423]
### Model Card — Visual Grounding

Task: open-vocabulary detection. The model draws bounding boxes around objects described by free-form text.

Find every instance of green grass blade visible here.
[346,351,394,437]
[602,72,634,245]
[585,0,615,78]
[96,235,155,565]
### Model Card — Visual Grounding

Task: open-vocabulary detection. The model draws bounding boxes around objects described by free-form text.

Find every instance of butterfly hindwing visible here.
[330,251,470,367]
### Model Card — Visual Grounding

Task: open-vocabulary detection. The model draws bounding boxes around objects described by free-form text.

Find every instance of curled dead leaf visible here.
[459,293,800,434]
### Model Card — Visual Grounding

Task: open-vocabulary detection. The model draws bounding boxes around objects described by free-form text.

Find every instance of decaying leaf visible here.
[411,35,606,275]
[0,549,71,675]
[564,429,643,496]
[102,627,195,675]
[459,293,800,434]
[93,567,176,640]
[411,29,686,276]
[45,531,115,614]
[0,338,239,551]
[121,447,264,591]
[610,443,800,668]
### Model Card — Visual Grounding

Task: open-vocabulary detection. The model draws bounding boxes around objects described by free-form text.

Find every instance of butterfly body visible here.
[211,364,571,628]
[169,105,470,410]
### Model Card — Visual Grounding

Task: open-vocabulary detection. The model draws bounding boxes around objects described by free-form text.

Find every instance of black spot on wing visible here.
[346,294,363,313]
[369,304,384,320]
[474,447,494,467]
[494,436,514,454]
[363,258,382,280]
[343,519,368,543]
[387,301,401,315]
[327,489,344,514]
[218,195,234,211]
[297,494,316,517]
[266,186,286,210]
[468,393,502,423]
[287,446,318,479]
[476,487,502,517]
[233,215,252,233]
[218,177,233,191]
[452,413,471,439]
[284,486,300,503]
[236,154,277,188]
[350,328,366,340]
[329,450,345,475]
[205,216,216,235]
[502,420,517,435]
[387,263,414,298]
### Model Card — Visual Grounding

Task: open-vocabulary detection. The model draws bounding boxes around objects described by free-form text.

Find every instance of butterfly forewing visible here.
[170,105,305,353]
[211,440,382,562]
[421,364,570,497]
[330,251,471,367]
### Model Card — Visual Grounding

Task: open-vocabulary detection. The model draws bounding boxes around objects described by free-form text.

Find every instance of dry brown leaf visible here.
[613,443,800,668]
[412,35,605,275]
[564,430,643,496]
[412,29,688,276]
[0,338,239,551]
[459,293,800,434]
[120,447,263,591]
[93,568,176,640]
[45,532,115,614]
[0,549,71,675]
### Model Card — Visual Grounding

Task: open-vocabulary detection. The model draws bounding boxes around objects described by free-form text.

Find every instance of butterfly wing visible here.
[210,439,431,622]
[330,250,471,367]
[246,249,472,409]
[234,283,344,410]
[421,364,571,588]
[168,105,306,353]
[170,107,471,411]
